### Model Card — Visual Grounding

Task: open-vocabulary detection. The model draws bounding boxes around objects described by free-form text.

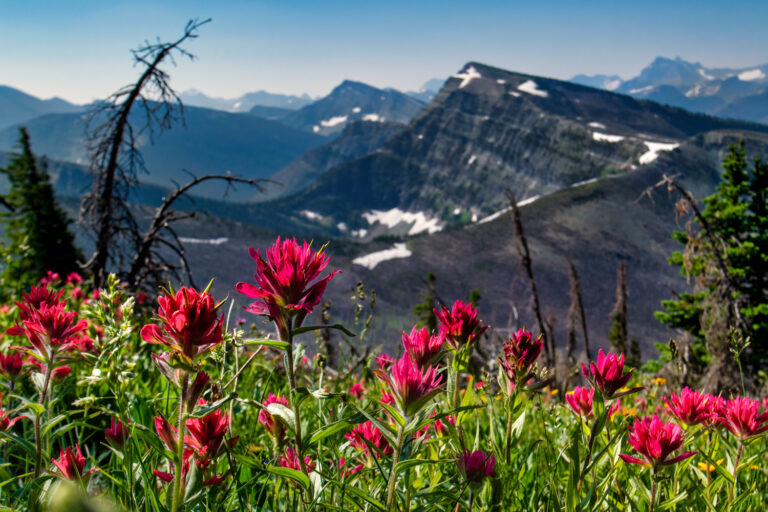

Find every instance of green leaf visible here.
[188,393,237,418]
[265,465,310,491]
[510,409,527,439]
[241,338,291,351]
[337,481,387,511]
[379,401,405,427]
[265,403,296,432]
[394,458,444,475]
[184,458,204,506]
[307,414,365,446]
[292,324,356,337]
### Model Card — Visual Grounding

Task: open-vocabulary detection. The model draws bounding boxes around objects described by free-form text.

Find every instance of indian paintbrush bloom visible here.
[619,416,696,469]
[0,351,23,380]
[280,447,314,472]
[235,237,340,337]
[185,400,231,460]
[457,449,495,484]
[339,457,364,479]
[140,286,223,365]
[105,417,130,450]
[258,394,290,440]
[720,397,768,440]
[154,415,178,452]
[345,421,394,458]
[499,328,542,386]
[19,302,88,362]
[433,300,488,351]
[349,382,365,399]
[376,353,394,370]
[565,386,620,420]
[402,325,445,365]
[375,353,443,416]
[664,387,713,427]
[51,444,98,481]
[582,349,635,399]
[0,394,26,432]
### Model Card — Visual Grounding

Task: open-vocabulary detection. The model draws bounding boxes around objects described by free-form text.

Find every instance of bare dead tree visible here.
[608,261,629,354]
[638,174,748,390]
[81,19,210,287]
[79,19,268,289]
[567,258,592,362]
[506,189,553,368]
[125,173,267,289]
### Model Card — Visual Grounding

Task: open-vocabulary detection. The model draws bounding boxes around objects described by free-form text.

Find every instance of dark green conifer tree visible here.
[657,142,768,368]
[0,128,82,296]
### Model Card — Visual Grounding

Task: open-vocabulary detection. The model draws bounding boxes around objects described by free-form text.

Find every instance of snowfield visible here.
[352,243,412,269]
[517,80,549,97]
[178,237,229,245]
[362,208,443,235]
[639,141,680,164]
[320,115,348,128]
[592,132,625,143]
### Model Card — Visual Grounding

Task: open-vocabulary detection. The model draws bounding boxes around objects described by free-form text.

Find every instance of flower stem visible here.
[285,326,308,477]
[33,364,53,478]
[650,476,657,512]
[171,374,189,512]
[386,424,406,511]
[728,442,744,505]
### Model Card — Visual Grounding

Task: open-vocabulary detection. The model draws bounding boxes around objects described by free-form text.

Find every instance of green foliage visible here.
[657,142,768,368]
[412,271,438,332]
[0,128,82,296]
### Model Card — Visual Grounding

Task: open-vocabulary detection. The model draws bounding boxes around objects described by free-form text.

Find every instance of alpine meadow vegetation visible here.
[0,236,767,511]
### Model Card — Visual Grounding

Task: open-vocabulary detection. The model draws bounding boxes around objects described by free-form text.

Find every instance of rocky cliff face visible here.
[267,62,767,239]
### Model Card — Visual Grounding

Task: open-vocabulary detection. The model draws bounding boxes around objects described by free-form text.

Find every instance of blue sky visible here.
[2,0,767,104]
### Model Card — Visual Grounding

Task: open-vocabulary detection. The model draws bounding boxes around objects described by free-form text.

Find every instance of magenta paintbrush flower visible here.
[664,387,713,427]
[280,447,314,472]
[345,421,393,458]
[0,351,23,380]
[582,349,635,399]
[235,237,340,337]
[0,393,26,432]
[565,386,620,420]
[720,397,768,440]
[259,394,290,440]
[105,417,130,450]
[141,286,223,364]
[51,444,98,481]
[620,416,696,469]
[458,449,495,484]
[375,353,443,416]
[185,400,231,460]
[433,300,488,351]
[402,325,445,365]
[19,302,88,362]
[500,328,542,386]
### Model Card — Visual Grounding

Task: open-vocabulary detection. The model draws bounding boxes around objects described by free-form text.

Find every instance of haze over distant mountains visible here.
[571,56,768,123]
[3,57,768,351]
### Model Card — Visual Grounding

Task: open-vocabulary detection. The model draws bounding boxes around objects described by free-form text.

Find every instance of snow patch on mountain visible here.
[320,115,348,128]
[179,237,229,245]
[698,68,715,81]
[604,79,621,91]
[588,122,606,129]
[301,210,323,221]
[592,132,625,143]
[629,85,654,94]
[639,141,679,164]
[518,80,549,97]
[452,66,482,89]
[362,208,443,235]
[738,69,766,81]
[468,155,477,165]
[353,243,412,269]
[352,107,361,113]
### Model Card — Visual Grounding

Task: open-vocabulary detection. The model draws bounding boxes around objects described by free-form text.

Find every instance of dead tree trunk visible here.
[506,189,554,368]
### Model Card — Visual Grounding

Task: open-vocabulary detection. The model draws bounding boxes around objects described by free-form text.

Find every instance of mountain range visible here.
[572,56,768,123]
[0,85,82,131]
[5,58,768,356]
